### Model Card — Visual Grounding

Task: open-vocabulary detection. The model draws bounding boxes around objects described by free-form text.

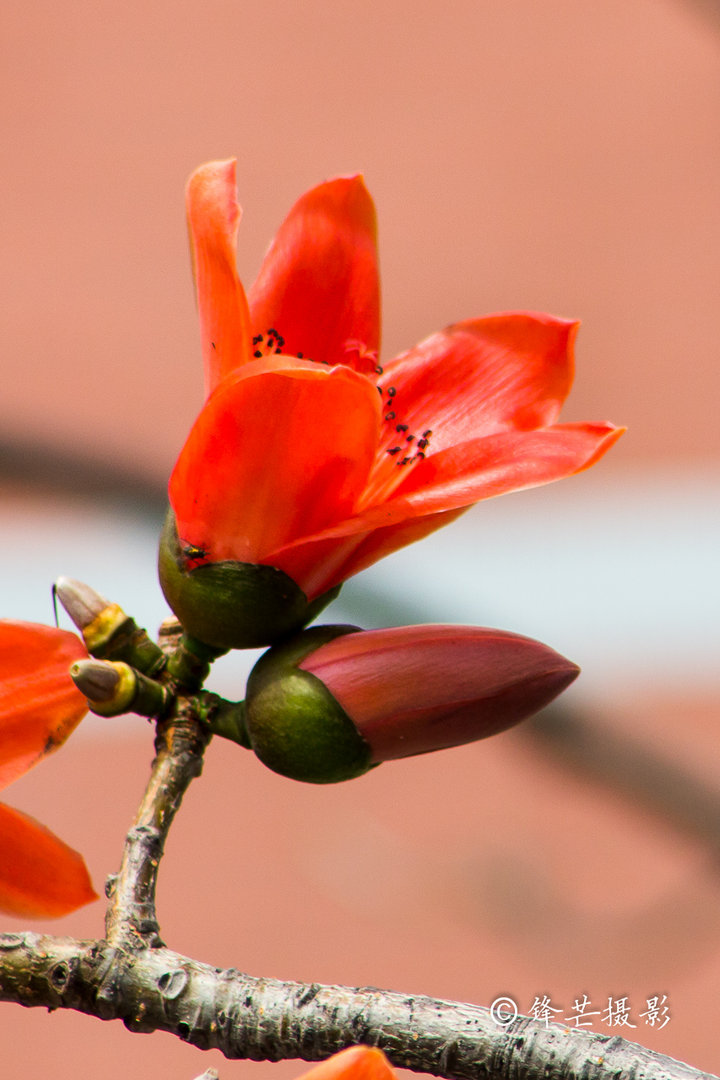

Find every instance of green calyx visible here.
[245,626,375,784]
[158,511,340,650]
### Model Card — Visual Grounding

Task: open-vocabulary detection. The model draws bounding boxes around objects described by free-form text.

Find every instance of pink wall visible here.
[2,0,719,477]
[1,2,719,1076]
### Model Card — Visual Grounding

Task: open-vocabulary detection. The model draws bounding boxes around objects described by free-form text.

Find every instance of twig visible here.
[0,932,713,1080]
[104,706,211,949]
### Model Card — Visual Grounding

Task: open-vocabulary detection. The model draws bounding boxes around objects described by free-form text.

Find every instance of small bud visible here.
[55,579,126,653]
[70,660,170,719]
[244,624,579,783]
[70,658,121,702]
[55,578,165,676]
[158,511,339,649]
[54,577,109,630]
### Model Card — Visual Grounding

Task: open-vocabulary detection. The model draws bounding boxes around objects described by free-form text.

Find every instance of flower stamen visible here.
[355,374,435,509]
[253,327,311,361]
[251,328,436,506]
[252,327,287,358]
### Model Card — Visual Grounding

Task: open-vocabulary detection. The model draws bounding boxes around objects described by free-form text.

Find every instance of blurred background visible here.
[1,0,719,1074]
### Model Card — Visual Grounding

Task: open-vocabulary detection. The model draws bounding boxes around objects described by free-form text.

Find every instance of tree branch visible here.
[103,708,211,949]
[0,932,713,1080]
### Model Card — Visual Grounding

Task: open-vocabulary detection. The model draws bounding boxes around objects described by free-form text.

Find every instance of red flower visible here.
[0,622,97,918]
[244,623,579,783]
[164,160,622,637]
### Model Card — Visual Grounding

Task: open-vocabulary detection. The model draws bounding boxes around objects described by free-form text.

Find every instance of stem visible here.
[104,703,211,949]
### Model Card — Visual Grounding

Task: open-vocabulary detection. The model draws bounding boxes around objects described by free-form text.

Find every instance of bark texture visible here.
[0,932,714,1080]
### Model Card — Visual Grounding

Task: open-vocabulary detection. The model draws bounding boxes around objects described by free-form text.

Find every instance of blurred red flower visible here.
[169,159,623,601]
[296,1047,397,1080]
[0,622,97,918]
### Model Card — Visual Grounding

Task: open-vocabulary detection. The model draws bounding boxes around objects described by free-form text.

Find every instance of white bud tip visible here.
[55,576,110,629]
[70,658,120,701]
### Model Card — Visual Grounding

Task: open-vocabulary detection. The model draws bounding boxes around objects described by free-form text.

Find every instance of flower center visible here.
[254,328,433,506]
[341,339,382,378]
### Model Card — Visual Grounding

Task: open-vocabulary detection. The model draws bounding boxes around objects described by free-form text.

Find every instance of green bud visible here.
[245,626,374,784]
[157,511,340,650]
[70,659,171,719]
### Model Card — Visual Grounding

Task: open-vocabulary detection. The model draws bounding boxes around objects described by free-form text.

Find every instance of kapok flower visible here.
[242,623,579,783]
[0,621,97,918]
[160,159,623,648]
[296,1048,397,1080]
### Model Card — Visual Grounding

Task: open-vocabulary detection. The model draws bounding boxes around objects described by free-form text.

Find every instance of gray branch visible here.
[0,932,713,1080]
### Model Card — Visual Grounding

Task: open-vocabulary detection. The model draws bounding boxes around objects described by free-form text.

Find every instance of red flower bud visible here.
[302,624,579,760]
[244,624,578,783]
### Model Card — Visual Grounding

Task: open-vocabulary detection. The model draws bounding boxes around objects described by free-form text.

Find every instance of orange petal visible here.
[298,1049,397,1080]
[0,802,97,918]
[273,505,468,600]
[380,313,578,450]
[248,176,380,369]
[0,623,88,791]
[186,159,252,395]
[269,422,623,596]
[393,421,625,511]
[169,358,381,565]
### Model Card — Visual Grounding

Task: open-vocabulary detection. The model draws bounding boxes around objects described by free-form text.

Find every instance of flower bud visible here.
[158,511,340,649]
[244,623,579,783]
[55,576,165,676]
[70,659,170,719]
[70,658,122,702]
